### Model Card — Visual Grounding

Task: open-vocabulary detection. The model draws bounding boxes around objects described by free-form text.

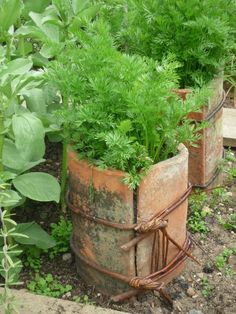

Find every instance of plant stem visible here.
[0,208,12,313]
[0,112,5,172]
[6,36,12,62]
[60,96,69,213]
[18,36,25,57]
[60,137,68,213]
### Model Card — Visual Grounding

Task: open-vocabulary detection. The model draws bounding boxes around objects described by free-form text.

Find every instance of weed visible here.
[201,277,214,298]
[27,273,72,298]
[50,217,72,259]
[218,214,236,232]
[227,167,236,181]
[73,295,95,305]
[224,149,236,163]
[209,187,228,209]
[23,247,42,272]
[219,149,236,182]
[188,191,209,233]
[214,247,236,275]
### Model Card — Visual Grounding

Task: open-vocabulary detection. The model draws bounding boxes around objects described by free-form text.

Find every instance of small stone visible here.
[192,294,198,299]
[187,277,193,283]
[188,310,203,314]
[228,208,234,211]
[197,272,204,279]
[187,287,196,297]
[226,192,233,197]
[62,291,71,299]
[62,253,72,262]
[173,300,182,312]
[202,206,212,214]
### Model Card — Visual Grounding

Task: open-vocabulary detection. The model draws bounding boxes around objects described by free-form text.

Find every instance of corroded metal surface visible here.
[68,149,135,295]
[68,145,191,297]
[183,75,224,187]
[136,144,189,282]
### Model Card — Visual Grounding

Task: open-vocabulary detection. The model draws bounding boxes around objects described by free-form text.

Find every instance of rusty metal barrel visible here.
[177,75,224,188]
[67,144,194,301]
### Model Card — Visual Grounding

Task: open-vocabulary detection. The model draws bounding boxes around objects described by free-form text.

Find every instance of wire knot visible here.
[129,277,164,290]
[135,218,168,233]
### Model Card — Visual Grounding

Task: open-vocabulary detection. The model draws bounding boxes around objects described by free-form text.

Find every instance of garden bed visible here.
[15,141,236,314]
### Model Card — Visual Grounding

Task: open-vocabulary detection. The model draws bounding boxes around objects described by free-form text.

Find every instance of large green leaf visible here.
[14,222,56,249]
[3,139,45,173]
[0,171,17,182]
[3,139,28,171]
[13,172,60,203]
[0,0,23,31]
[0,190,22,207]
[23,88,47,115]
[11,71,44,96]
[0,58,33,83]
[12,113,45,161]
[31,52,49,67]
[71,0,89,15]
[22,0,51,18]
[29,11,60,42]
[23,85,60,115]
[15,25,46,41]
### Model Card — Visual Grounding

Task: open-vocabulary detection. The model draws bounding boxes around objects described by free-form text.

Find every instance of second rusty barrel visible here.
[177,75,224,188]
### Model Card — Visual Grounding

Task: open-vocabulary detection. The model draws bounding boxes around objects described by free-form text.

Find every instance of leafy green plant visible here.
[0,54,60,220]
[50,216,72,259]
[215,247,236,275]
[73,294,95,305]
[227,167,236,181]
[27,273,72,298]
[23,246,42,272]
[0,55,60,200]
[100,0,235,88]
[224,149,236,163]
[0,51,61,295]
[188,191,209,233]
[215,247,236,269]
[17,0,101,59]
[0,207,25,314]
[219,214,236,232]
[209,187,228,209]
[201,277,214,298]
[14,0,102,211]
[48,21,205,188]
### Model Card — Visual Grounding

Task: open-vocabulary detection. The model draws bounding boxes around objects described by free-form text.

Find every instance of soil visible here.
[15,94,236,314]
